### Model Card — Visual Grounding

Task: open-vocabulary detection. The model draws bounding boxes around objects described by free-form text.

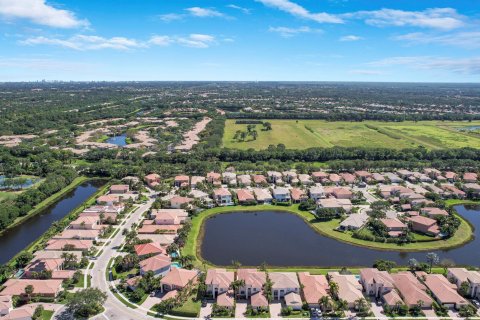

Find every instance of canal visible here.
[200,206,480,267]
[0,180,103,264]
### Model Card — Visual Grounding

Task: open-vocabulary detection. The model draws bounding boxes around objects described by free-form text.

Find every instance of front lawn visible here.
[41,310,54,320]
[170,295,201,317]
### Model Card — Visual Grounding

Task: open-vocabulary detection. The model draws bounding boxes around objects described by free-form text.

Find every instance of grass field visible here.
[222,120,480,150]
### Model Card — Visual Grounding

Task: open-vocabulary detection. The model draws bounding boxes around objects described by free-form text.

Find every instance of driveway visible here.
[269,301,282,318]
[370,301,384,319]
[199,302,213,319]
[423,308,437,320]
[235,300,248,318]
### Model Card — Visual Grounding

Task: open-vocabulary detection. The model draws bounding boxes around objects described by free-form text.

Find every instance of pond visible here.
[200,207,480,267]
[0,180,104,264]
[0,176,39,190]
[106,133,127,147]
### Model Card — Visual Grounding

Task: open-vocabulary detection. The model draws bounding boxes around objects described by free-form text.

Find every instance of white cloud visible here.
[227,4,251,14]
[256,0,343,24]
[157,13,184,22]
[177,34,215,48]
[368,56,480,74]
[0,0,88,28]
[346,8,465,30]
[148,35,173,46]
[394,31,480,49]
[269,26,322,38]
[339,35,362,41]
[21,35,145,50]
[185,7,224,18]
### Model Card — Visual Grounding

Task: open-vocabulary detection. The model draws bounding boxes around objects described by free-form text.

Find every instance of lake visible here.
[0,180,103,264]
[200,207,480,267]
[106,133,127,147]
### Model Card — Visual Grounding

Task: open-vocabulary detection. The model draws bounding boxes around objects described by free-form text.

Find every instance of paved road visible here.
[87,194,159,320]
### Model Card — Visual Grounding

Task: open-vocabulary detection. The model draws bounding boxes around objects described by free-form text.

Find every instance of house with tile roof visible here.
[139,255,171,277]
[237,269,266,299]
[423,274,468,310]
[206,269,234,299]
[160,267,198,293]
[298,272,329,308]
[269,272,300,299]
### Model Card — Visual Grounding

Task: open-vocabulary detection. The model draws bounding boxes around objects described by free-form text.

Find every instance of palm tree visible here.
[319,295,331,312]
[24,285,34,302]
[229,279,245,299]
[426,252,439,273]
[354,298,369,312]
[328,281,339,300]
[335,299,348,312]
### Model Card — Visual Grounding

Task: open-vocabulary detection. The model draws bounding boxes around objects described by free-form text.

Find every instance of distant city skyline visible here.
[0,0,479,82]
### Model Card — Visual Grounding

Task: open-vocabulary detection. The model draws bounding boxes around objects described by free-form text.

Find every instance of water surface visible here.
[201,207,480,267]
[106,133,127,147]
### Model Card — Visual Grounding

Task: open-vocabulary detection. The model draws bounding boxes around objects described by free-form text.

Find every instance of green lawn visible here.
[222,120,480,150]
[170,295,201,318]
[41,310,54,320]
[182,204,474,268]
[0,190,20,202]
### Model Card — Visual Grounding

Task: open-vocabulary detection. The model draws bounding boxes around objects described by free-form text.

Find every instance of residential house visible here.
[447,268,480,298]
[267,171,283,185]
[45,239,93,251]
[96,194,122,206]
[311,171,328,183]
[250,291,269,310]
[151,209,188,224]
[339,213,368,231]
[190,176,205,189]
[139,255,171,277]
[359,268,395,298]
[391,272,433,309]
[174,175,190,188]
[298,174,313,185]
[217,291,235,310]
[332,187,353,199]
[328,174,341,185]
[298,272,329,308]
[110,184,129,194]
[408,215,440,236]
[380,218,408,237]
[207,172,222,185]
[384,172,402,183]
[441,185,466,198]
[328,272,363,309]
[206,269,234,298]
[340,173,356,185]
[237,269,266,299]
[272,187,291,202]
[284,292,302,310]
[290,188,308,203]
[134,242,166,259]
[421,207,449,218]
[222,172,237,186]
[237,175,252,187]
[252,175,268,186]
[24,258,64,279]
[144,173,161,188]
[269,272,300,300]
[282,171,297,184]
[355,171,373,182]
[317,198,352,213]
[371,173,385,183]
[53,229,100,241]
[160,267,198,292]
[0,279,63,299]
[213,188,233,206]
[309,186,325,201]
[236,189,255,204]
[463,183,480,196]
[170,196,193,209]
[444,171,457,182]
[397,169,414,179]
[253,188,272,204]
[423,274,468,310]
[463,172,478,183]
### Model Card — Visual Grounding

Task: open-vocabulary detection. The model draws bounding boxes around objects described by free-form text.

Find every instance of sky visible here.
[0,0,479,82]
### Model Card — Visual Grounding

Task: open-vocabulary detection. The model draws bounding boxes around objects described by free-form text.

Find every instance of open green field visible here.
[222,120,480,150]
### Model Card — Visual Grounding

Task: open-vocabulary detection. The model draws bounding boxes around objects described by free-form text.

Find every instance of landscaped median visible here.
[182,204,475,269]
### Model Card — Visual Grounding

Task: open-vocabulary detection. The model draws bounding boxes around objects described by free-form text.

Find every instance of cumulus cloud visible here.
[256,0,343,24]
[21,35,145,50]
[269,26,322,37]
[20,33,217,50]
[345,8,465,30]
[185,7,223,17]
[394,31,480,49]
[0,0,88,28]
[368,56,480,74]
[339,35,362,41]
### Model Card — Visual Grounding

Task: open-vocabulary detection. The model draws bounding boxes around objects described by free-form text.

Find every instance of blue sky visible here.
[0,0,479,82]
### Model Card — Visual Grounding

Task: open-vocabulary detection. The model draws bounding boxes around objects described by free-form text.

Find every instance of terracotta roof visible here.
[236,189,255,202]
[380,218,407,230]
[54,229,100,239]
[217,291,235,308]
[448,268,480,284]
[161,267,197,288]
[206,269,234,288]
[0,279,63,296]
[213,188,231,197]
[253,188,272,201]
[252,175,267,184]
[138,224,180,233]
[328,273,363,304]
[237,269,266,288]
[423,274,467,306]
[270,272,299,289]
[139,255,171,273]
[170,196,193,205]
[174,175,189,182]
[298,272,328,305]
[251,291,268,308]
[391,272,433,307]
[290,188,306,201]
[284,292,302,307]
[383,289,403,306]
[110,184,129,192]
[360,268,394,288]
[25,258,63,274]
[145,173,160,180]
[134,242,166,256]
[45,239,93,250]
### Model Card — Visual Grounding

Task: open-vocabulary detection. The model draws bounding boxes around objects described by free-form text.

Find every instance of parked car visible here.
[472,299,480,308]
